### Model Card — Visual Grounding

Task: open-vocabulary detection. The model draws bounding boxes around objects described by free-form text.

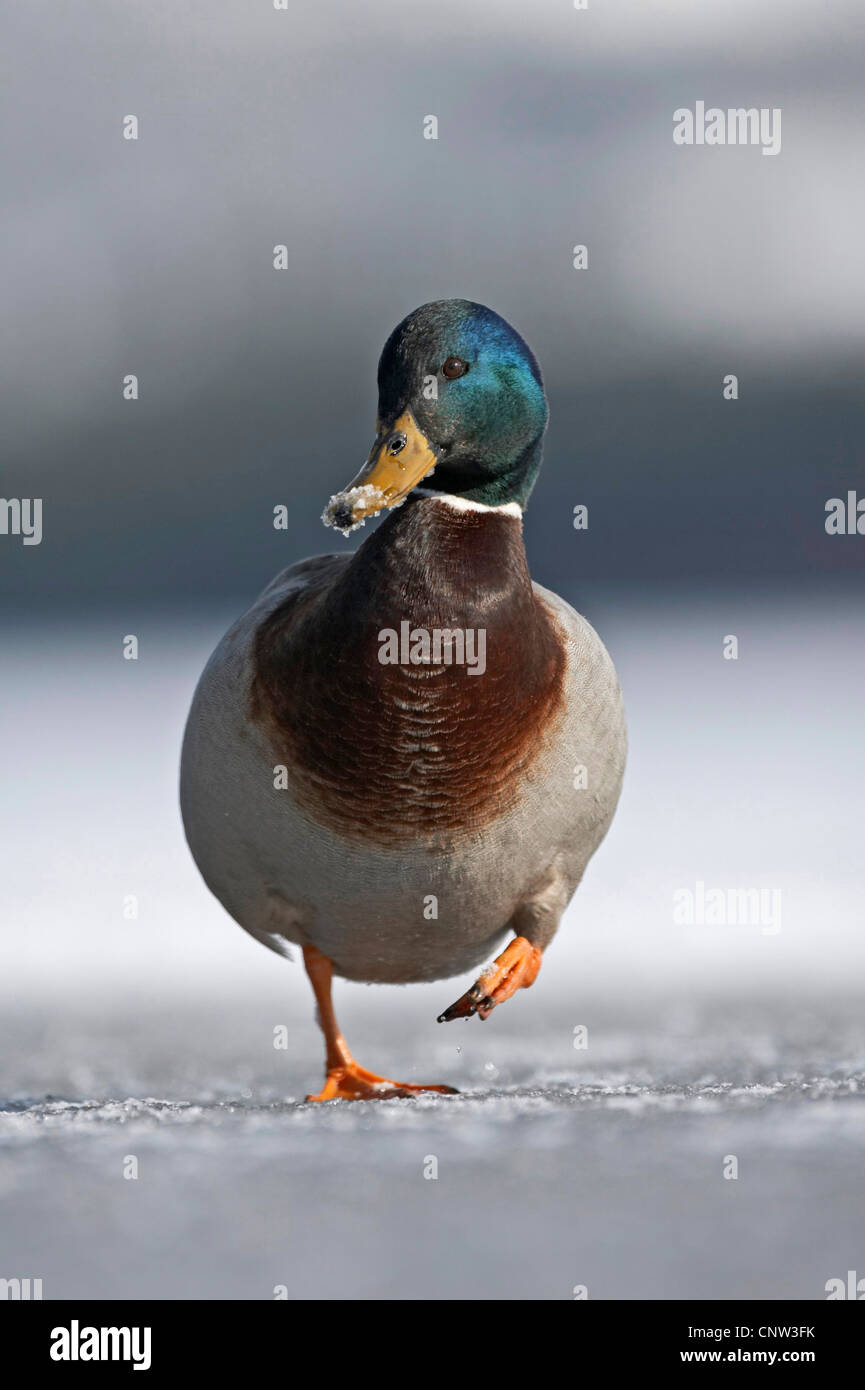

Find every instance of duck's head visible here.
[323,299,548,532]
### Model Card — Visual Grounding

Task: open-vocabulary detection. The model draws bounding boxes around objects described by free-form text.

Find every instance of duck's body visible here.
[181,299,626,1099]
[182,495,624,983]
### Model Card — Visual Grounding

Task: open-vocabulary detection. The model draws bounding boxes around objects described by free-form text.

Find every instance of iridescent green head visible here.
[324,299,548,531]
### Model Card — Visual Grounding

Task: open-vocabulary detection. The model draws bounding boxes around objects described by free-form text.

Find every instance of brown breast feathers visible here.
[251,496,566,848]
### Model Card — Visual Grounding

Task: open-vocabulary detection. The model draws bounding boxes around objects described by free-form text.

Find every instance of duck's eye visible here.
[441,356,469,380]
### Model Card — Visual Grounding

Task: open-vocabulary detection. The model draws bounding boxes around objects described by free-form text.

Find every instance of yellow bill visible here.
[322,409,438,532]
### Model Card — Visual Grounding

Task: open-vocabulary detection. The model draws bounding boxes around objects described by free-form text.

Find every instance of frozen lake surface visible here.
[1,992,863,1300]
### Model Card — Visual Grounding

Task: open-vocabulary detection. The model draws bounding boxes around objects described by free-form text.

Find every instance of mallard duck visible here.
[180,299,626,1100]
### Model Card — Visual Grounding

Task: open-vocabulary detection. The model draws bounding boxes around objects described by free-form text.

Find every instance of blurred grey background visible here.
[2,0,864,610]
[1,0,864,1301]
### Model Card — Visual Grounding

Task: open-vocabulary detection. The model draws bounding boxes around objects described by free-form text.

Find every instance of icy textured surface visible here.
[1,994,863,1300]
[321,483,388,532]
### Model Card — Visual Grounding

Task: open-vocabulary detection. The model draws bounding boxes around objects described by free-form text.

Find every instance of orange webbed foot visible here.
[306,1062,458,1103]
[437,935,542,1023]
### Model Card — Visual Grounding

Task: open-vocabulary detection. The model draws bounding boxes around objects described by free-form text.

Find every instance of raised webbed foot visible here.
[437,935,542,1023]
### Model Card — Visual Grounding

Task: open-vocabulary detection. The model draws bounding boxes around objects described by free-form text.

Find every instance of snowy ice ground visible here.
[1,588,864,1299]
[1,993,864,1300]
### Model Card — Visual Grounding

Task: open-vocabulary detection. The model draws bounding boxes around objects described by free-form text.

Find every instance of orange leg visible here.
[302,944,458,1102]
[437,936,542,1023]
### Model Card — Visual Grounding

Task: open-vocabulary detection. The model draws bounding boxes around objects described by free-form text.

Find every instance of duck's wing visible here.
[531,578,628,877]
[181,553,351,960]
[255,553,350,608]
